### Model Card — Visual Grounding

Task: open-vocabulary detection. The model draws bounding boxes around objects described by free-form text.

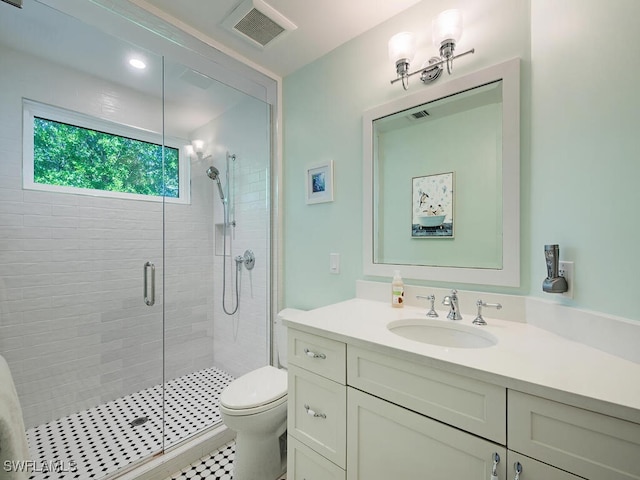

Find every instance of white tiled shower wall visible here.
[189,95,271,379]
[0,44,270,427]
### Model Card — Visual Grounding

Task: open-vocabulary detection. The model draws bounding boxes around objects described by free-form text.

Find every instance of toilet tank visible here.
[275,309,305,369]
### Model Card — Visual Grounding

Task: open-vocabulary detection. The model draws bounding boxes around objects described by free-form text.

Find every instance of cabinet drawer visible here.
[287,435,345,480]
[347,387,506,480]
[508,390,640,480]
[507,451,582,480]
[288,328,346,383]
[347,345,506,443]
[288,364,346,468]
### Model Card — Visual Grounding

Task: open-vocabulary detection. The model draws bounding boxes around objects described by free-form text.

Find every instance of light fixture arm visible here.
[390,48,475,86]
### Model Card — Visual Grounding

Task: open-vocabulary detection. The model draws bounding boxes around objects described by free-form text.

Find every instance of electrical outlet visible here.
[559,261,574,299]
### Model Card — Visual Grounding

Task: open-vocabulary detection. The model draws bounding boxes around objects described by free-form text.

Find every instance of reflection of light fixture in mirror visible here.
[389,9,474,90]
[128,58,146,70]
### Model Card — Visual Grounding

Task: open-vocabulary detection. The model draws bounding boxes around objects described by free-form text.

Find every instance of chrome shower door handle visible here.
[144,262,155,306]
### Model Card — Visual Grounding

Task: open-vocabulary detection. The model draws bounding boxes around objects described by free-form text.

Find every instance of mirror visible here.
[363,59,520,286]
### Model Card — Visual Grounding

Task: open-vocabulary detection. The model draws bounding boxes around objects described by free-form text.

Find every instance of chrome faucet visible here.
[442,289,462,320]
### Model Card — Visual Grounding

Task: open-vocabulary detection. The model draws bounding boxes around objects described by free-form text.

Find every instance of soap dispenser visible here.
[391,270,405,308]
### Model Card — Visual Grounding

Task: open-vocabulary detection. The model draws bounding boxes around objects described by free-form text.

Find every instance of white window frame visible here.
[23,99,191,204]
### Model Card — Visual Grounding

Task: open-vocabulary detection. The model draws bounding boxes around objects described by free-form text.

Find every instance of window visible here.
[23,100,190,203]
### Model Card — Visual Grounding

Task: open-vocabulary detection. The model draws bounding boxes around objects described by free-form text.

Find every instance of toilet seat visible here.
[220,365,287,416]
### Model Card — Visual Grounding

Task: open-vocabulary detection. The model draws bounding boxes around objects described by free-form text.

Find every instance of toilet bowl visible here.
[219,309,303,480]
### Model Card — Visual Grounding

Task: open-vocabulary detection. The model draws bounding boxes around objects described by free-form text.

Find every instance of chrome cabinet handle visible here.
[490,452,500,480]
[144,262,155,306]
[304,404,326,419]
[513,462,522,480]
[304,348,326,359]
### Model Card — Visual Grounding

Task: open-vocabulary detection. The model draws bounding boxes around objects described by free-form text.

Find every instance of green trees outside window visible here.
[33,117,180,198]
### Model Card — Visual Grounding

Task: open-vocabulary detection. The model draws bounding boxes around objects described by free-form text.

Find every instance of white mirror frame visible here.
[363,58,520,286]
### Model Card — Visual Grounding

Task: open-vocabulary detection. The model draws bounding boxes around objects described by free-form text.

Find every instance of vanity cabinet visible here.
[286,326,640,480]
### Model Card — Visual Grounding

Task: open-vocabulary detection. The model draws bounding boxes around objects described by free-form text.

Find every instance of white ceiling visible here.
[139,0,425,77]
[0,0,253,135]
[0,0,423,134]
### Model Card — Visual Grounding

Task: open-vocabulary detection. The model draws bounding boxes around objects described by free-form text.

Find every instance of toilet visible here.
[219,309,302,480]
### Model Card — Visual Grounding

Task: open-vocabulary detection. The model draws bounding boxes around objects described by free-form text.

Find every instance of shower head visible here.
[206,166,219,180]
[206,166,226,201]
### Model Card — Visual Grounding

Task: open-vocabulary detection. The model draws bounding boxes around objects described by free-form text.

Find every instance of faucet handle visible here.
[416,294,439,318]
[473,299,502,325]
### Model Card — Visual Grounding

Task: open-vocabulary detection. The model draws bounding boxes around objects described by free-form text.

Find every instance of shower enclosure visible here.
[0,0,275,478]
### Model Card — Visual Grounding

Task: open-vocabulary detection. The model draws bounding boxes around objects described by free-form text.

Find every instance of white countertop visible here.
[283,298,640,424]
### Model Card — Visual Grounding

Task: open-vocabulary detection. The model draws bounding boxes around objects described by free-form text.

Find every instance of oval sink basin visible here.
[387,318,497,348]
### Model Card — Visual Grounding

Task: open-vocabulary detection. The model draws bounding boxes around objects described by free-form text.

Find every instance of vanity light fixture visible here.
[389,9,475,90]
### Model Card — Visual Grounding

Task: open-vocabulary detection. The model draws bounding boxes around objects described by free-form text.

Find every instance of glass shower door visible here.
[0,1,166,477]
[161,55,272,447]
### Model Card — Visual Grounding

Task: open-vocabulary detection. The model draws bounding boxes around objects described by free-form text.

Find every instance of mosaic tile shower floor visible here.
[165,441,286,480]
[26,367,234,480]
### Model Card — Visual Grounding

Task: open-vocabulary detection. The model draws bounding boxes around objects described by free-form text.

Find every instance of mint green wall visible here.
[283,0,640,321]
[528,0,640,319]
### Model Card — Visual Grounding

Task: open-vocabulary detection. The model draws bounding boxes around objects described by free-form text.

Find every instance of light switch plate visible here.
[329,253,340,274]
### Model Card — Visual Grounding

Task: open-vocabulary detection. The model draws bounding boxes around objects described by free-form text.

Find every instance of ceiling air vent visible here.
[410,110,430,120]
[1,0,22,8]
[223,0,297,49]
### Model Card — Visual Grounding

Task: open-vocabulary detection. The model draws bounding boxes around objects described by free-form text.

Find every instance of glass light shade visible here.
[192,139,204,153]
[388,32,417,63]
[432,9,463,46]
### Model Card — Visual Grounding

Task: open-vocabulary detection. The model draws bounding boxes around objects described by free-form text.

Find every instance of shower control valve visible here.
[233,250,255,270]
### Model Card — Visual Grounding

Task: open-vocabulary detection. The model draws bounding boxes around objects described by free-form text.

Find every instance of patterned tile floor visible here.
[165,441,286,480]
[25,367,234,480]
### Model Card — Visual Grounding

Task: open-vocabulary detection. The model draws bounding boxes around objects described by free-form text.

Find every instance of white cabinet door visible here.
[288,364,347,468]
[507,452,583,480]
[348,345,506,443]
[508,390,640,480]
[288,328,346,383]
[287,436,345,480]
[347,387,506,480]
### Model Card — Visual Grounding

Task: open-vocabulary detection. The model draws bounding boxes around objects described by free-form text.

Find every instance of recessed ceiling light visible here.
[129,58,146,70]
